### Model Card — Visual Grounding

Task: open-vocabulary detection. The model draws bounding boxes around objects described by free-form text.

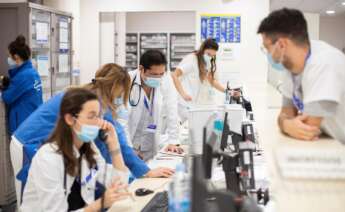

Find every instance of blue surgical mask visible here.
[203,54,212,71]
[74,122,100,143]
[116,106,129,120]
[144,77,161,88]
[114,97,123,106]
[7,57,17,69]
[267,53,285,71]
[267,44,286,71]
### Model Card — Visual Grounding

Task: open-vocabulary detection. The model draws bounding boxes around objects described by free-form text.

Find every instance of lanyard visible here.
[292,92,304,113]
[291,49,311,113]
[143,89,155,117]
[79,168,98,186]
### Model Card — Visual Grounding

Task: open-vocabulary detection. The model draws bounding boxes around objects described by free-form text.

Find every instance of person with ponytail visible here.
[171,38,239,122]
[1,35,43,134]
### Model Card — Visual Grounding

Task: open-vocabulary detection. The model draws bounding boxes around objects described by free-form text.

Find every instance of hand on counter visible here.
[145,167,175,178]
[282,115,321,141]
[164,144,184,154]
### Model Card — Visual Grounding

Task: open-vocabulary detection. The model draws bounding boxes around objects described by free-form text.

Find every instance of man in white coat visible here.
[123,50,183,176]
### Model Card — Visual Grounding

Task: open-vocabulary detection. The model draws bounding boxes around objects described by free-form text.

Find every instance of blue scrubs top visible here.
[2,60,43,134]
[14,92,149,186]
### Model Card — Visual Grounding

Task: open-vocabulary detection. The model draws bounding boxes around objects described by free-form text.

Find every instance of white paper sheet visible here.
[58,54,69,73]
[36,22,49,44]
[147,157,183,170]
[59,43,69,51]
[37,55,49,76]
[59,28,68,43]
[59,21,68,28]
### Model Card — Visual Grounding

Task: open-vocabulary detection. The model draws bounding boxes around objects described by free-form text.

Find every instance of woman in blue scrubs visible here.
[1,35,43,134]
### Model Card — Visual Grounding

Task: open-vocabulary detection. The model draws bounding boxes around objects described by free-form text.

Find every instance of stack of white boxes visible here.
[0,101,16,206]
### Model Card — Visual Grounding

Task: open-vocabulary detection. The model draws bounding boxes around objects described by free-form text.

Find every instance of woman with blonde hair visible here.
[11,63,172,205]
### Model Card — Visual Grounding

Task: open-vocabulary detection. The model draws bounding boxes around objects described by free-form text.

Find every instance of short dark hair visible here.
[139,49,167,71]
[8,35,31,61]
[257,8,309,45]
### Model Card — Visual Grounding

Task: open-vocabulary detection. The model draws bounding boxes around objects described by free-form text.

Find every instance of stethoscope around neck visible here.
[129,74,141,106]
[129,74,155,107]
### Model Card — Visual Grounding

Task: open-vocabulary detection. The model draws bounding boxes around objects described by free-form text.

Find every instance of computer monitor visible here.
[191,155,238,212]
[188,104,245,155]
[202,127,217,179]
[191,155,208,212]
[202,112,244,182]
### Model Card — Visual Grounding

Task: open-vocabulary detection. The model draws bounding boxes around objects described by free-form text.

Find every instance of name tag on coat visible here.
[145,124,157,133]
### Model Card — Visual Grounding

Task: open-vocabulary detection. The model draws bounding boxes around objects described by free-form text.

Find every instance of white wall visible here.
[304,13,320,40]
[126,11,196,33]
[80,0,270,86]
[100,11,196,68]
[320,15,345,51]
[99,12,115,65]
[114,12,127,66]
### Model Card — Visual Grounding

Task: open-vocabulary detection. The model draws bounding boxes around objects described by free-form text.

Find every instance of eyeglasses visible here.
[75,114,102,121]
[144,70,165,78]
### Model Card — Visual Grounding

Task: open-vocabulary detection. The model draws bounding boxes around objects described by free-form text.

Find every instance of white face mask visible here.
[7,57,17,69]
[203,54,212,71]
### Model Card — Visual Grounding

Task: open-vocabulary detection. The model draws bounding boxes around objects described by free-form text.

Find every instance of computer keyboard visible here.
[275,148,345,179]
[141,191,169,212]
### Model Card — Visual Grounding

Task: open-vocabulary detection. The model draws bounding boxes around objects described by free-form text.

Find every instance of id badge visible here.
[145,124,157,133]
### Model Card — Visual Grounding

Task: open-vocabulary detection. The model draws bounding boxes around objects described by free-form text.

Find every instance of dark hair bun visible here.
[15,35,26,46]
[8,34,31,61]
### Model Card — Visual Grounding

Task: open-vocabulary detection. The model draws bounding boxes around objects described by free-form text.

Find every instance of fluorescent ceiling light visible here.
[326,10,335,14]
[342,2,345,6]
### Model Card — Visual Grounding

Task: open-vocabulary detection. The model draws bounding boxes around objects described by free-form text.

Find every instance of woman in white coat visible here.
[124,50,183,167]
[171,38,240,122]
[20,88,130,212]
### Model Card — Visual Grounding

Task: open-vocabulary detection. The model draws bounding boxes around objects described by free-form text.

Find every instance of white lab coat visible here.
[176,53,219,122]
[20,142,129,212]
[124,69,179,154]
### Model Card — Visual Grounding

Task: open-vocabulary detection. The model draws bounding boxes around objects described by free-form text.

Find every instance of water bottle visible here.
[168,163,190,212]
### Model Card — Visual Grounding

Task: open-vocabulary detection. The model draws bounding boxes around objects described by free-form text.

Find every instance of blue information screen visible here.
[201,15,241,43]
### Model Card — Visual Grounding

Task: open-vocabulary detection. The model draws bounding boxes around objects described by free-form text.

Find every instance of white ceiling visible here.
[270,0,345,16]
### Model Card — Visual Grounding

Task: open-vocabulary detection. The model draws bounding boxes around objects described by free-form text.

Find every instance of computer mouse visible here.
[135,188,154,196]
